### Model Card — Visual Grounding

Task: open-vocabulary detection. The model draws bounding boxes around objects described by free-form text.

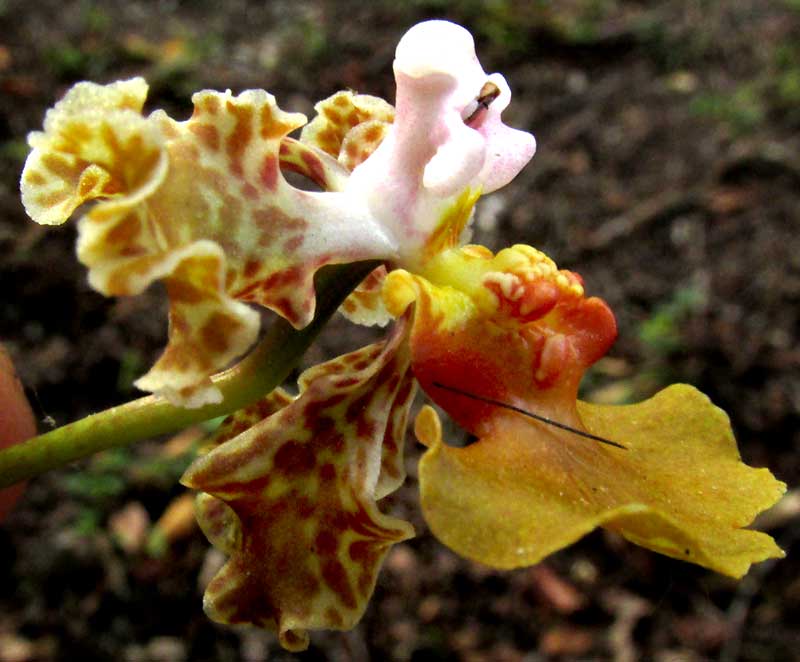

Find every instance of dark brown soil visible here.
[1,1,798,660]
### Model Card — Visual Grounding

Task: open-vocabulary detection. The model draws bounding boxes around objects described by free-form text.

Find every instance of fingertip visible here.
[0,346,36,521]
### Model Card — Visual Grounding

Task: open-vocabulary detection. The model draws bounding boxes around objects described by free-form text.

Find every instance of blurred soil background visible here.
[1,0,799,660]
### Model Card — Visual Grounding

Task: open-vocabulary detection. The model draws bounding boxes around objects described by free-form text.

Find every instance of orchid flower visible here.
[19,19,784,653]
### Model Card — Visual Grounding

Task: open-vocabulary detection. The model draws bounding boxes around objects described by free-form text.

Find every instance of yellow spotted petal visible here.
[375,366,417,499]
[300,90,395,169]
[339,265,393,327]
[23,80,396,405]
[21,78,164,227]
[194,388,296,557]
[207,387,295,448]
[181,318,415,651]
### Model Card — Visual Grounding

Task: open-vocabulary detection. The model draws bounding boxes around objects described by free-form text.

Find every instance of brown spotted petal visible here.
[23,80,397,405]
[207,388,296,449]
[375,365,416,499]
[300,90,395,169]
[339,265,393,327]
[195,388,295,557]
[278,137,350,192]
[181,319,415,651]
[21,78,165,227]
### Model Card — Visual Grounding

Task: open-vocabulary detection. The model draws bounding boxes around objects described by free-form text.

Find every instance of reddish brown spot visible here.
[201,311,244,354]
[202,96,220,115]
[383,436,397,452]
[327,433,345,455]
[395,378,414,406]
[324,607,344,627]
[167,279,205,304]
[346,394,377,438]
[271,296,295,320]
[242,182,258,200]
[314,530,338,556]
[322,106,342,123]
[41,152,78,180]
[190,123,220,151]
[232,281,261,300]
[333,376,360,388]
[333,94,351,109]
[260,103,294,140]
[301,396,347,429]
[253,207,307,248]
[119,243,148,257]
[319,463,336,481]
[243,259,261,279]
[260,154,278,191]
[357,570,373,597]
[105,214,141,247]
[226,101,253,178]
[382,464,400,478]
[77,170,101,196]
[295,496,315,519]
[385,374,401,394]
[321,559,356,609]
[23,170,47,186]
[273,441,316,475]
[301,150,326,187]
[348,539,373,563]
[284,235,303,253]
[364,124,383,143]
[262,265,303,291]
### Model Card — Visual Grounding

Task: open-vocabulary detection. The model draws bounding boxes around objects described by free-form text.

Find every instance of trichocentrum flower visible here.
[20,19,785,652]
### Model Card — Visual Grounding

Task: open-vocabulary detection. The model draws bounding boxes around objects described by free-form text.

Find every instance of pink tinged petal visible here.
[474,76,537,193]
[344,20,535,263]
[181,318,415,650]
[422,120,485,197]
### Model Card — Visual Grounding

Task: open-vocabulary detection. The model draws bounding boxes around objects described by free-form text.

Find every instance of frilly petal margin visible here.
[298,94,397,326]
[181,317,415,651]
[387,245,785,578]
[21,79,396,406]
[300,90,395,171]
[416,388,785,578]
[21,78,162,226]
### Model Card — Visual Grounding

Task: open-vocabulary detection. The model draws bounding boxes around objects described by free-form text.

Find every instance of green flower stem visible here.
[0,261,380,489]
